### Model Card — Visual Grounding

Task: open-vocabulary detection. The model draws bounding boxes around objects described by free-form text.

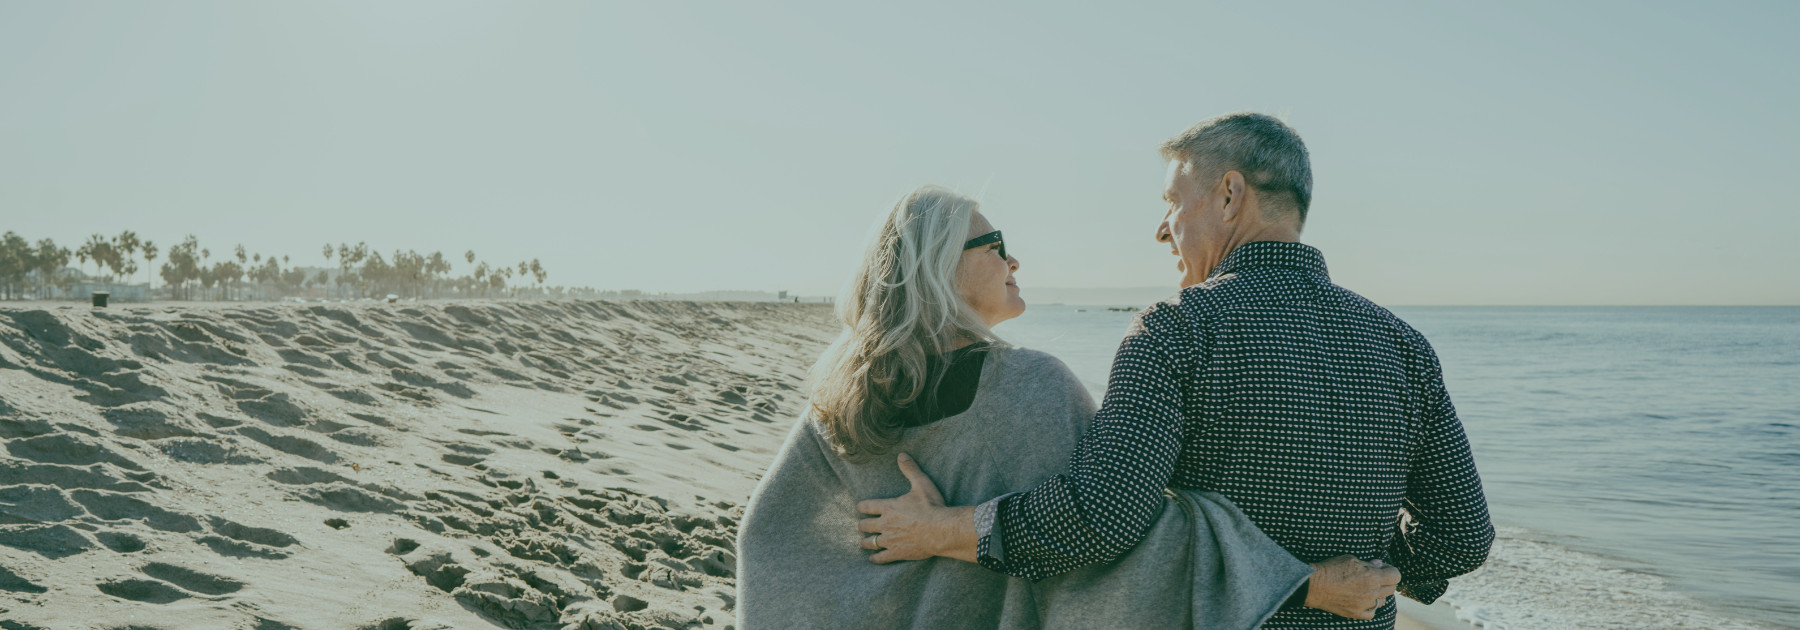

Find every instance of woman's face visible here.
[957,211,1025,328]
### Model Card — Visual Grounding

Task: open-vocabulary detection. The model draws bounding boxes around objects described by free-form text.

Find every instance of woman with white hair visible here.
[735,186,1313,629]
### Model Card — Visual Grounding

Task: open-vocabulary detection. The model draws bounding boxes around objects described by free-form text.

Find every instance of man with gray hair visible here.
[859,112,1494,628]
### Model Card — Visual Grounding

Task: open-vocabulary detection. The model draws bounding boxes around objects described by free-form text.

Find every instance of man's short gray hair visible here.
[1160,112,1313,222]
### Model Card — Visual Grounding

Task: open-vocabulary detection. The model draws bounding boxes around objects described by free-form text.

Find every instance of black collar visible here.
[1208,241,1329,280]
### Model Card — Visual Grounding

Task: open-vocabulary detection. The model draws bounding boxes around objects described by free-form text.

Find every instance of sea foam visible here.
[1440,526,1773,630]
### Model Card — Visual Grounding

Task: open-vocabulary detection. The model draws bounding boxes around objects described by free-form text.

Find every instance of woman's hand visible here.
[855,453,978,564]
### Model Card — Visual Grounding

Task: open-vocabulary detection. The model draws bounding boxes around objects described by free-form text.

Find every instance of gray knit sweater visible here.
[736,347,1313,629]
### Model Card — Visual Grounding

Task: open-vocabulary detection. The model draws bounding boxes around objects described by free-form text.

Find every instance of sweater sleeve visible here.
[976,308,1190,581]
[1387,338,1495,604]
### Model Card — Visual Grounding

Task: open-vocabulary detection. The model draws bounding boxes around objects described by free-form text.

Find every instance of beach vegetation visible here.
[0,230,588,302]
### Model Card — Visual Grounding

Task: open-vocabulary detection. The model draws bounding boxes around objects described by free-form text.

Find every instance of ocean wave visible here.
[1440,526,1778,630]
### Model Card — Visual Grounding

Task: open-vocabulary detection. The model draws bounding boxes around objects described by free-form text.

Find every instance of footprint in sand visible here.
[96,577,189,603]
[234,426,338,463]
[195,515,298,559]
[276,347,337,372]
[139,561,244,595]
[95,531,147,553]
[0,484,85,523]
[347,412,395,427]
[441,453,485,467]
[68,489,202,533]
[93,561,245,604]
[0,563,47,594]
[437,441,493,468]
[295,483,405,513]
[4,432,146,471]
[265,466,349,486]
[611,594,650,612]
[319,385,382,406]
[284,361,328,379]
[0,458,155,494]
[157,435,264,465]
[357,618,453,630]
[199,374,312,427]
[0,524,92,559]
[102,405,199,440]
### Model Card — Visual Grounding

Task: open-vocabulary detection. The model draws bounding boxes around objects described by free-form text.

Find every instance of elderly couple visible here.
[736,113,1494,629]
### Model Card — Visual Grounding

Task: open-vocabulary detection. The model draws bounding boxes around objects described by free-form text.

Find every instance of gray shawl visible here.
[736,347,1313,629]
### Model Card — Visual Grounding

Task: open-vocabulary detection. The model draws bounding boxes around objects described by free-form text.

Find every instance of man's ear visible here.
[1221,171,1247,222]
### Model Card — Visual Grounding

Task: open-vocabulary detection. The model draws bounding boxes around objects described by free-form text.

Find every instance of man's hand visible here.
[1305,555,1401,620]
[855,453,978,564]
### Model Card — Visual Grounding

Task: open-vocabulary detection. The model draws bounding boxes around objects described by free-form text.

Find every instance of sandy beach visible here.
[0,300,839,629]
[0,299,1490,629]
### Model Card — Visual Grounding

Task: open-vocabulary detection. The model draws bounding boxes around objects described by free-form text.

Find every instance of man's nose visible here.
[1155,221,1172,243]
[1007,255,1020,271]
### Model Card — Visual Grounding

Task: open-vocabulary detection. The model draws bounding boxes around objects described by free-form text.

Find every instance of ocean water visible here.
[994,305,1800,629]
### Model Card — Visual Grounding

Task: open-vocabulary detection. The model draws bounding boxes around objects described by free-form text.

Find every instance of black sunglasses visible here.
[963,230,1006,260]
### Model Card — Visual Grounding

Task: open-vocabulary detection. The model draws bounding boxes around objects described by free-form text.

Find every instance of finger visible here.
[870,549,899,564]
[895,453,929,489]
[856,499,891,515]
[860,535,880,551]
[895,453,944,502]
[857,517,883,533]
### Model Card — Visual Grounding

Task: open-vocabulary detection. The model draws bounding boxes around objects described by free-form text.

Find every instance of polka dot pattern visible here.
[976,241,1493,629]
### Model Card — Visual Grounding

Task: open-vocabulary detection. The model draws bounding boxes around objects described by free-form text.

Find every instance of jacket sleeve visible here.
[976,307,1190,581]
[1387,340,1495,604]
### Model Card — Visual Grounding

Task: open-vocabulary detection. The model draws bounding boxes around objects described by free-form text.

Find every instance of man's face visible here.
[1156,159,1226,288]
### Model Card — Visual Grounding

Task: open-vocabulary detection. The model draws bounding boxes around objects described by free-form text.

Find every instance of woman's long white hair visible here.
[808,186,1004,461]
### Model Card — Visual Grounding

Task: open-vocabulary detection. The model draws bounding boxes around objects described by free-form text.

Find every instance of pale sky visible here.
[2,1,1795,304]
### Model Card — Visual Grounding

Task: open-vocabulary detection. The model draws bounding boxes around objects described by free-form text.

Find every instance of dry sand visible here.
[1,299,1482,630]
[1,300,837,629]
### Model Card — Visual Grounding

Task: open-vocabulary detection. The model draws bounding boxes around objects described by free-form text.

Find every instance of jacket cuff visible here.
[973,493,1017,564]
[1399,579,1448,605]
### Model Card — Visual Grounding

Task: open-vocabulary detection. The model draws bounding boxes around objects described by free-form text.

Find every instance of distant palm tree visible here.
[116,231,141,281]
[142,240,159,295]
[34,239,68,299]
[0,230,573,303]
[234,245,248,300]
[112,231,140,292]
[200,247,211,299]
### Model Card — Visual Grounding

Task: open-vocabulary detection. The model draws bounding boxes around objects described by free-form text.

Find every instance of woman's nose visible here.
[1155,221,1172,243]
[1007,255,1020,271]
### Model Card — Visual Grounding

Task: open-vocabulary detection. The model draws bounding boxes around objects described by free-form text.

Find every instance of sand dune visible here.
[0,300,836,630]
